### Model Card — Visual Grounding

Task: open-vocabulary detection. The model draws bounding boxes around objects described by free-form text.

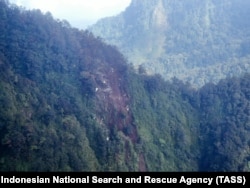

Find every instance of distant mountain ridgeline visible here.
[0,0,250,172]
[89,0,250,88]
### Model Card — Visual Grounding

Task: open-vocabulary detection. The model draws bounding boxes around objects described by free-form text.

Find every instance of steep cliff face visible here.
[89,0,250,88]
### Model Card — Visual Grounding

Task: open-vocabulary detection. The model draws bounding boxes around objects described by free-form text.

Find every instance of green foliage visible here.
[1,0,250,172]
[126,72,200,171]
[89,0,250,88]
[199,74,250,171]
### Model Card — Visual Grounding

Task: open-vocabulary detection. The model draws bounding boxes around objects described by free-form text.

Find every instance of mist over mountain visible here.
[89,0,250,88]
[0,0,250,172]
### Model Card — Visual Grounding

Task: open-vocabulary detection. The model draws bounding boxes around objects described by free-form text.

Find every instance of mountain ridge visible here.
[1,0,250,171]
[89,0,250,88]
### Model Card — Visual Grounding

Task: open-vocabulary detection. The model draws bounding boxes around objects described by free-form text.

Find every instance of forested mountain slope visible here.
[89,0,250,88]
[0,0,250,171]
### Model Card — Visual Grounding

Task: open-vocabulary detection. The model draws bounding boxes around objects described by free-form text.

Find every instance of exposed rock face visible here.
[89,0,250,88]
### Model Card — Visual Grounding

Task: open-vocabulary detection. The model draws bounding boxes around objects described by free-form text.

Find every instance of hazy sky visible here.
[9,0,131,29]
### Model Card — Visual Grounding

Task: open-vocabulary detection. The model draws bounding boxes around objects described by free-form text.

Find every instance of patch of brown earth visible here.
[93,65,146,170]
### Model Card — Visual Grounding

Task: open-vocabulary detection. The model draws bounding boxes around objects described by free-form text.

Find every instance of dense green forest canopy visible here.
[0,0,250,171]
[89,0,250,88]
